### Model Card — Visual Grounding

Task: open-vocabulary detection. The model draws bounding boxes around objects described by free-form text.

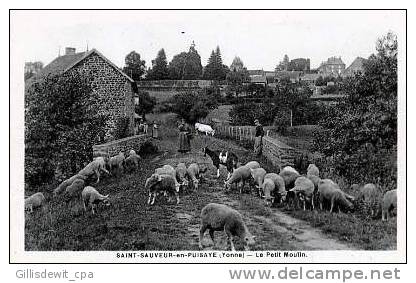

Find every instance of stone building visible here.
[318,56,346,77]
[32,47,136,141]
[342,56,367,77]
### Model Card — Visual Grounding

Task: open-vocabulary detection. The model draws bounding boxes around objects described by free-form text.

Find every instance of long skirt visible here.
[254,136,263,156]
[178,132,191,152]
[152,128,159,138]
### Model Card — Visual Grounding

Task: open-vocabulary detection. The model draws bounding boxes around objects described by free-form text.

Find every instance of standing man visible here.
[254,119,264,156]
[178,119,191,153]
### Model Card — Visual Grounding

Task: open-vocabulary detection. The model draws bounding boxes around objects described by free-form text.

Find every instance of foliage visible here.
[226,56,250,97]
[123,51,146,81]
[169,89,219,124]
[229,101,277,126]
[25,72,108,186]
[113,116,131,140]
[168,44,203,80]
[135,90,157,119]
[203,46,229,81]
[313,32,397,187]
[146,49,169,80]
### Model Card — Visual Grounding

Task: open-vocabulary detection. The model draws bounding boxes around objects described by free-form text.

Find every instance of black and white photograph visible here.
[10,9,406,264]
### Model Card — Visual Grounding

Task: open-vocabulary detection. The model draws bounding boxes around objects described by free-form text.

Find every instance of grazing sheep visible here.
[290,177,315,210]
[245,161,260,170]
[261,178,276,205]
[249,167,267,197]
[224,165,252,193]
[306,164,320,177]
[155,165,180,192]
[25,192,46,213]
[199,203,255,251]
[108,152,125,176]
[145,174,180,205]
[356,183,382,217]
[382,189,397,221]
[318,179,354,213]
[78,156,110,183]
[279,168,300,190]
[307,174,321,191]
[263,173,286,202]
[176,163,189,190]
[81,186,110,215]
[64,178,85,202]
[125,150,142,171]
[54,174,87,196]
[187,163,201,190]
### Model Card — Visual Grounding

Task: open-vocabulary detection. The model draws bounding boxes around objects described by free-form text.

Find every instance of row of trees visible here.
[122,44,250,83]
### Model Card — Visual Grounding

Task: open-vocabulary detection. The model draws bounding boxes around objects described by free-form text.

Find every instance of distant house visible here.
[300,73,320,85]
[250,75,268,86]
[318,56,346,77]
[27,47,136,141]
[288,58,310,71]
[276,71,302,83]
[342,57,367,77]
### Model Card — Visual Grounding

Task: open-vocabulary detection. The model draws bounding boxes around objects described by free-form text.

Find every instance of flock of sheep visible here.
[24,145,397,251]
[24,149,141,214]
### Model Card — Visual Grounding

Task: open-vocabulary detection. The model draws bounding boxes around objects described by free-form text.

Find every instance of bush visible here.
[313,32,397,187]
[25,71,108,186]
[114,116,131,140]
[169,89,219,124]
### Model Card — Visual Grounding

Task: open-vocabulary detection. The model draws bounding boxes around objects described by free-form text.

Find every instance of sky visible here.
[12,10,405,71]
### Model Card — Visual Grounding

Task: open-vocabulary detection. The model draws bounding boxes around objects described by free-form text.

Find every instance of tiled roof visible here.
[250,75,267,83]
[35,49,134,82]
[343,57,366,76]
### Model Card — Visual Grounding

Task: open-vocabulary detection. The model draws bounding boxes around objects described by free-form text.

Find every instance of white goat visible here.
[195,123,215,136]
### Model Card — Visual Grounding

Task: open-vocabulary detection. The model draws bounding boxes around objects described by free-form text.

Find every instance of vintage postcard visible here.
[10,9,406,263]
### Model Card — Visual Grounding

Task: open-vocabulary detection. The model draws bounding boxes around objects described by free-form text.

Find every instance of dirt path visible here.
[156,135,356,251]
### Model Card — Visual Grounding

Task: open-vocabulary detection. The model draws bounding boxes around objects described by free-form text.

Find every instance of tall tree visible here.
[226,56,250,97]
[314,32,397,186]
[147,48,169,80]
[203,46,228,80]
[123,51,146,81]
[168,42,203,80]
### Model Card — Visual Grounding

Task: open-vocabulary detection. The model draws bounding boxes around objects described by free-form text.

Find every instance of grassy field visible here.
[25,112,396,251]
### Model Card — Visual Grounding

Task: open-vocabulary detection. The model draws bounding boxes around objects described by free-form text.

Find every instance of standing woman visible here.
[152,121,159,139]
[178,119,191,153]
[254,119,264,156]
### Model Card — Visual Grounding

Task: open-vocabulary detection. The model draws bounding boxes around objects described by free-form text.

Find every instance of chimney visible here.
[65,47,76,55]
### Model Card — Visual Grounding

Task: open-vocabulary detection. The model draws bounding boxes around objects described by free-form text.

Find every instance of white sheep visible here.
[224,165,252,193]
[306,164,320,177]
[54,174,87,196]
[195,123,215,136]
[261,178,276,205]
[145,174,180,205]
[176,162,189,190]
[155,165,180,192]
[125,150,142,171]
[25,192,46,213]
[318,179,354,213]
[81,186,110,215]
[108,152,125,176]
[263,173,286,202]
[282,166,300,175]
[307,174,321,192]
[249,167,267,196]
[187,163,201,190]
[78,156,110,183]
[382,189,397,221]
[279,168,300,190]
[199,203,255,251]
[244,161,260,170]
[290,176,315,210]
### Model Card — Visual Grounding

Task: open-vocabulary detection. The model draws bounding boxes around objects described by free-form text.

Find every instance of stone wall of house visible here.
[72,53,135,141]
[92,134,150,158]
[262,136,296,168]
